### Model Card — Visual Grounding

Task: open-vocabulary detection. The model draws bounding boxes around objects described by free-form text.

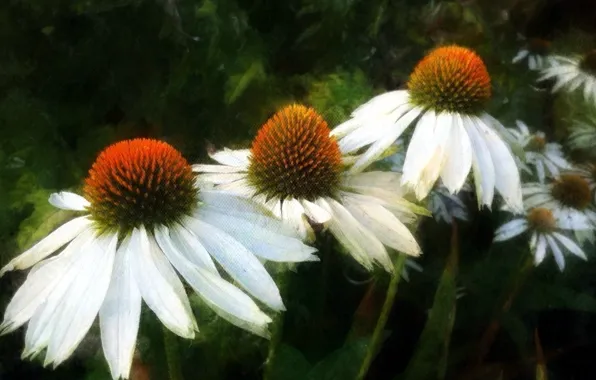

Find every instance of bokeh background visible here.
[1,0,596,379]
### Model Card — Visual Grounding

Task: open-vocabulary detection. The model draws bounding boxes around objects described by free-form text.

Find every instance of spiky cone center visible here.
[579,50,596,77]
[84,138,198,235]
[527,135,546,152]
[550,174,592,210]
[527,38,551,56]
[527,207,556,233]
[407,45,491,114]
[247,104,342,201]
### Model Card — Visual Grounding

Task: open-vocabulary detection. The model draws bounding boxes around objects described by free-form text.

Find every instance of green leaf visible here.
[225,60,265,104]
[267,344,312,380]
[307,337,371,380]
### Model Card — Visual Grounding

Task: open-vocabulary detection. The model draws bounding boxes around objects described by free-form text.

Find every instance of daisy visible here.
[567,117,596,153]
[508,120,571,183]
[0,138,317,379]
[194,104,428,272]
[511,38,557,71]
[330,45,523,211]
[516,174,596,243]
[494,207,587,271]
[539,50,596,104]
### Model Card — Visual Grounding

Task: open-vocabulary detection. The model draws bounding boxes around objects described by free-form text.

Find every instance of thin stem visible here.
[163,326,183,380]
[356,254,408,380]
[263,309,285,380]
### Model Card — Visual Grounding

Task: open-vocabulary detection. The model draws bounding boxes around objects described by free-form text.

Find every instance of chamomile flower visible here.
[519,174,596,243]
[508,120,571,183]
[494,207,587,271]
[567,117,596,152]
[0,138,317,379]
[331,45,523,211]
[539,50,596,104]
[194,104,427,272]
[511,38,557,71]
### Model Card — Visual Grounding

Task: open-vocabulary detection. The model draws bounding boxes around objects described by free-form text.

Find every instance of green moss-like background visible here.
[2,1,596,379]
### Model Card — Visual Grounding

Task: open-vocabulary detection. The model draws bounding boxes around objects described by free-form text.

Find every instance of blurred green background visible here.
[1,0,596,379]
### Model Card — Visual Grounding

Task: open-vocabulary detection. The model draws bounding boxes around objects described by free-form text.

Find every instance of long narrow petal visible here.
[463,115,495,208]
[100,236,142,380]
[192,164,245,173]
[440,114,473,193]
[48,192,90,211]
[168,225,218,273]
[44,233,118,367]
[300,199,332,224]
[351,91,409,119]
[280,198,313,242]
[186,218,285,311]
[552,232,587,260]
[130,227,196,338]
[545,235,565,271]
[1,216,92,276]
[534,234,547,265]
[493,219,528,242]
[155,226,272,337]
[197,210,318,262]
[209,149,251,168]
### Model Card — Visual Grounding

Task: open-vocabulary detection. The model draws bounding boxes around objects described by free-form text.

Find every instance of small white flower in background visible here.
[0,139,318,380]
[508,120,572,183]
[512,37,558,71]
[505,175,596,245]
[330,45,523,212]
[428,183,472,224]
[494,207,587,271]
[567,117,596,153]
[567,163,596,204]
[194,104,429,273]
[539,50,596,104]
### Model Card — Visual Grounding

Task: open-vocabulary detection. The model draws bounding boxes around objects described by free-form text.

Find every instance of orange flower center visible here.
[407,45,491,114]
[527,207,556,233]
[527,135,546,152]
[84,138,197,234]
[247,104,342,200]
[550,174,591,210]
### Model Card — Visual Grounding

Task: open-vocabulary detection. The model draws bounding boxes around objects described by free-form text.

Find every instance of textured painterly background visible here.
[1,1,596,379]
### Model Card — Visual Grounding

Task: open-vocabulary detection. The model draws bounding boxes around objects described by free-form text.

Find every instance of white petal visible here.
[463,116,496,208]
[0,216,92,276]
[512,49,529,63]
[545,234,565,271]
[195,210,318,262]
[44,234,118,367]
[186,218,285,311]
[280,199,314,242]
[342,194,421,257]
[48,192,90,211]
[552,232,587,260]
[440,114,473,193]
[351,90,409,119]
[533,233,547,265]
[130,227,196,338]
[494,219,528,242]
[199,190,276,221]
[168,225,218,273]
[99,236,142,380]
[155,227,272,337]
[300,199,332,224]
[192,164,245,173]
[209,149,251,168]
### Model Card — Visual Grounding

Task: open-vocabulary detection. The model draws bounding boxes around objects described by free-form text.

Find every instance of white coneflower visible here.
[518,174,596,244]
[539,50,596,104]
[569,163,596,203]
[0,138,317,379]
[508,120,571,183]
[330,45,523,211]
[512,38,557,71]
[567,117,596,152]
[194,104,428,273]
[494,207,587,271]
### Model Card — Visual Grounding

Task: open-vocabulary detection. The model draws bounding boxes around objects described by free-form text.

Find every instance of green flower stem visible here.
[474,253,535,365]
[356,253,408,380]
[263,312,285,380]
[163,326,183,380]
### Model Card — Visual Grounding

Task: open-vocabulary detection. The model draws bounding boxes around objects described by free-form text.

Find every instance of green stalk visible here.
[263,309,285,380]
[163,326,183,380]
[356,253,408,380]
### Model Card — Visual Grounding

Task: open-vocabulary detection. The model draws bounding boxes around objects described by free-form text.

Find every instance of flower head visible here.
[330,45,523,211]
[1,138,317,379]
[195,104,427,272]
[512,38,556,71]
[539,50,596,103]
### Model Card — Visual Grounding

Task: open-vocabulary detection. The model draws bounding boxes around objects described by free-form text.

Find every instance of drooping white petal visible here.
[185,218,285,311]
[192,164,246,173]
[341,194,421,257]
[195,210,318,262]
[48,192,90,211]
[0,229,94,336]
[155,226,272,337]
[350,90,409,119]
[533,234,547,265]
[301,199,332,224]
[168,225,218,274]
[552,232,587,260]
[462,116,495,208]
[44,233,118,368]
[440,114,473,193]
[99,236,142,380]
[512,49,529,63]
[130,227,197,339]
[209,149,251,168]
[0,216,92,276]
[494,219,528,242]
[199,190,276,220]
[280,198,313,242]
[545,234,565,271]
